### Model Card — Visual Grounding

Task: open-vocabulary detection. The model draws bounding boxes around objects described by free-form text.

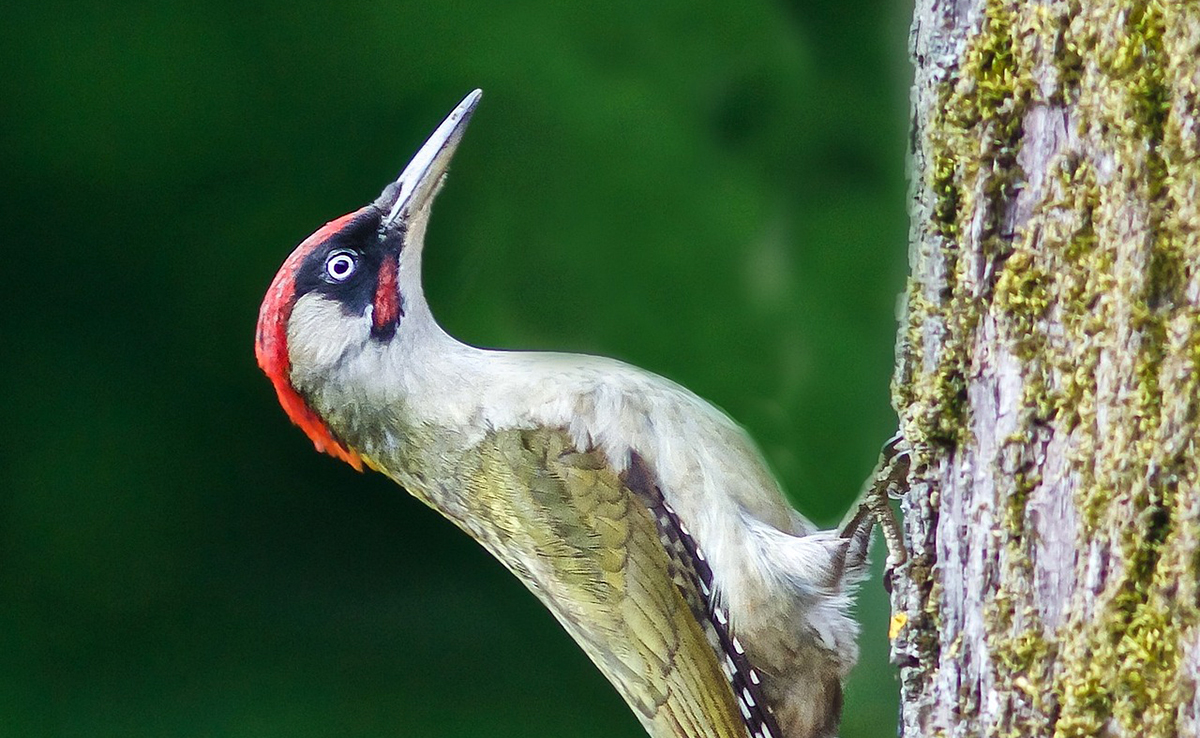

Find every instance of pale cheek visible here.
[286,293,370,390]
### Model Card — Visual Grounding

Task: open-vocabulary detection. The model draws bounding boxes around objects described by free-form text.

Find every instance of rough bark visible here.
[889,2,1200,737]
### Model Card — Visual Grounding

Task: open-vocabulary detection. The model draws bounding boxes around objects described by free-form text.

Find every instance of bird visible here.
[256,89,887,738]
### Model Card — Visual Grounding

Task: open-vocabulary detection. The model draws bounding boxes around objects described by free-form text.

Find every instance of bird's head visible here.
[255,90,482,469]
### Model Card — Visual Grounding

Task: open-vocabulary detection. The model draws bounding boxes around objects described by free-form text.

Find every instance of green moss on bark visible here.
[896,1,1200,736]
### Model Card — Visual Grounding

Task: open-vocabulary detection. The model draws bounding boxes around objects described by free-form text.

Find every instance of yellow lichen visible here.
[897,0,1200,736]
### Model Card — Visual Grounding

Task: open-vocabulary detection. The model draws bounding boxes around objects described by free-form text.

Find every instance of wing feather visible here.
[463,428,749,738]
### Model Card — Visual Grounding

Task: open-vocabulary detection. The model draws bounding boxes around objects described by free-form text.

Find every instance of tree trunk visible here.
[888,2,1200,736]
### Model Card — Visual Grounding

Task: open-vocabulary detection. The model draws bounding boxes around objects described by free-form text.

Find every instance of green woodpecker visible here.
[256,90,885,738]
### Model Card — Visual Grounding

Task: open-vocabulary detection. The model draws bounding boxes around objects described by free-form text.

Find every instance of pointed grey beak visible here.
[377,89,482,228]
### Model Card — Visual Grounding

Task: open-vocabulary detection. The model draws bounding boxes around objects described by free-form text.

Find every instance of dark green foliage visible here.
[0,1,908,735]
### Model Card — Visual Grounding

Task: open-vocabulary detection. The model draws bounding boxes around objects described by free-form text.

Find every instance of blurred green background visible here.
[2,1,911,736]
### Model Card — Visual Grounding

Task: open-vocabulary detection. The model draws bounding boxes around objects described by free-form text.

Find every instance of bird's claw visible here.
[839,433,910,569]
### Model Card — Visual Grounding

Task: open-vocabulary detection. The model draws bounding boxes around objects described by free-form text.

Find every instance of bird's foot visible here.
[839,434,910,571]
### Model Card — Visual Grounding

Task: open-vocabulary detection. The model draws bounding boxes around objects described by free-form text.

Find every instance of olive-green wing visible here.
[462,428,748,738]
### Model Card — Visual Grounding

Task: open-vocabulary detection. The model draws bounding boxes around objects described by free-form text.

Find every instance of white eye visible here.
[324,251,357,282]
